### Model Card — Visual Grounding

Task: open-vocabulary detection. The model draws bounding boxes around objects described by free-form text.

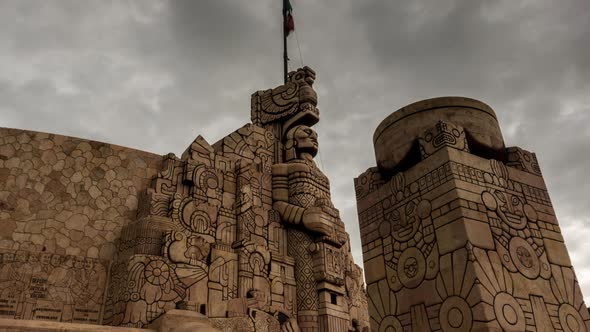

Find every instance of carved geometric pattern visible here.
[0,68,370,331]
[358,132,590,332]
[251,66,318,127]
[0,248,108,323]
[418,120,469,159]
[287,229,318,311]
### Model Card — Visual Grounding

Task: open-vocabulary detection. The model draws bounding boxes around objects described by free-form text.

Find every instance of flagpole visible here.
[282,0,288,84]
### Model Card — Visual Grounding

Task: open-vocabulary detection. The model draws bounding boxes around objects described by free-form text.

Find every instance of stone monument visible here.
[0,67,369,331]
[355,97,589,331]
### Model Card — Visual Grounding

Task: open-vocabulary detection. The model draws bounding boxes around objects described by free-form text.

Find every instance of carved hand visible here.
[302,207,332,236]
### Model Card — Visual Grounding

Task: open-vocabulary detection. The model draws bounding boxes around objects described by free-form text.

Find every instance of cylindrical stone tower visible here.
[355,97,590,332]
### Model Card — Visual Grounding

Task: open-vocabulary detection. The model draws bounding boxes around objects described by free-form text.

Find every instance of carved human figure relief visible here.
[272,125,339,238]
[481,159,551,280]
[272,124,349,329]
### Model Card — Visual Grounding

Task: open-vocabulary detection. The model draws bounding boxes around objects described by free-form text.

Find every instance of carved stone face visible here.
[15,250,28,263]
[40,253,52,265]
[516,246,533,268]
[389,200,420,242]
[84,258,94,270]
[74,256,85,269]
[418,120,467,158]
[293,125,318,157]
[403,257,418,278]
[63,256,74,268]
[3,252,14,263]
[50,254,61,267]
[494,191,527,229]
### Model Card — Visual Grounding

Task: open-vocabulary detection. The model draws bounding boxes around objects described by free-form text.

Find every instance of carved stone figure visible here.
[273,125,337,236]
[0,67,369,331]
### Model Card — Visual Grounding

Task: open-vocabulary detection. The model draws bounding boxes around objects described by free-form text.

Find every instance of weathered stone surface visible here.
[374,97,505,172]
[356,97,590,332]
[0,67,368,331]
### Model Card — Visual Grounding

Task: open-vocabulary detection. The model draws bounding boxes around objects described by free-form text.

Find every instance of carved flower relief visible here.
[144,260,170,286]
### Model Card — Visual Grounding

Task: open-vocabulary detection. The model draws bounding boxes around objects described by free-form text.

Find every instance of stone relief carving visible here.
[0,249,108,324]
[0,67,369,331]
[418,120,469,159]
[271,123,362,331]
[506,146,542,176]
[251,67,318,129]
[356,98,590,332]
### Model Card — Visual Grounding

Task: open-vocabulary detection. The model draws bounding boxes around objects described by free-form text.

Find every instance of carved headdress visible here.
[251,66,319,131]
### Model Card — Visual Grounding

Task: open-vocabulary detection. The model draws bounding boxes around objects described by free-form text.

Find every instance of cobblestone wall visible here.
[0,128,162,260]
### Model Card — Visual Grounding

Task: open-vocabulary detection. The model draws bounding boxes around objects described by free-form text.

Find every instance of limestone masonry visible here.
[0,67,368,331]
[355,97,589,331]
[1,67,587,332]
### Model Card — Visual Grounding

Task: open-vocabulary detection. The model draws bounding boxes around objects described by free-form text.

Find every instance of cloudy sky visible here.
[1,0,589,299]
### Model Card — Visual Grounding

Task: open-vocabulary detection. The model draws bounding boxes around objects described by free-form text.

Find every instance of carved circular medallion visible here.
[509,237,540,279]
[494,292,525,331]
[379,221,391,237]
[481,191,497,211]
[379,315,403,332]
[201,170,219,189]
[417,200,432,219]
[439,296,472,332]
[383,197,392,209]
[271,279,284,295]
[397,247,426,289]
[144,260,170,286]
[559,304,587,332]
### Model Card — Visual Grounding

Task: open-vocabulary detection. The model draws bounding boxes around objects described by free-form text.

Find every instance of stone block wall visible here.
[0,128,162,258]
[356,97,590,332]
[0,127,162,323]
[0,67,369,331]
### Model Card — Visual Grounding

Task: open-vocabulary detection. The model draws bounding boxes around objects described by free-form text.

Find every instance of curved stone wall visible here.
[0,127,162,260]
[373,96,506,172]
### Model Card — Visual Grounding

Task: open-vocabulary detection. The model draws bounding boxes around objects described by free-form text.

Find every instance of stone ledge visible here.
[0,318,154,332]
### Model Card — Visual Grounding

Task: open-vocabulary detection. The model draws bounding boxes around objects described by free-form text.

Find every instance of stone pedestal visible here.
[355,97,590,331]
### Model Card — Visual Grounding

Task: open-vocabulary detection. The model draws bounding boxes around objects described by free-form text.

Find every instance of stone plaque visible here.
[0,248,109,324]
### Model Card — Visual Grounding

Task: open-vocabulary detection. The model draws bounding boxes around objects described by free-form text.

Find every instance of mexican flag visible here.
[283,0,294,36]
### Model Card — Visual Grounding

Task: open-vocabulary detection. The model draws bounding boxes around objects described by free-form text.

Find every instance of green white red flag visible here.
[283,0,294,36]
